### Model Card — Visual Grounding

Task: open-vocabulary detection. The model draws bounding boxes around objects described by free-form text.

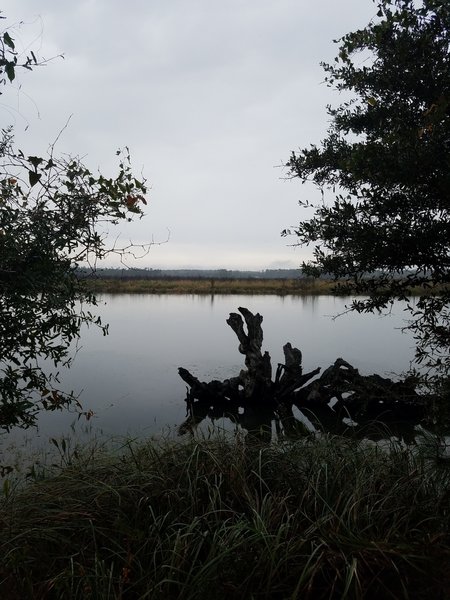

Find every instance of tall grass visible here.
[85,277,336,295]
[85,277,445,296]
[0,434,449,599]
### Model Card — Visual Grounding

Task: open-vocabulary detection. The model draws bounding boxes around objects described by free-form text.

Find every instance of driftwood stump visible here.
[178,307,427,439]
[226,307,272,399]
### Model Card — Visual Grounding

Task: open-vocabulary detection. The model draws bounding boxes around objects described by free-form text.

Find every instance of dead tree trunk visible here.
[226,307,272,400]
[178,307,428,435]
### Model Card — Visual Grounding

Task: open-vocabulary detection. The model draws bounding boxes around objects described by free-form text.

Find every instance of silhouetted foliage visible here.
[0,15,148,430]
[284,0,450,372]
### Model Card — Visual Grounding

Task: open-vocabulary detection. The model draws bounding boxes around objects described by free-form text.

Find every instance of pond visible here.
[3,294,417,453]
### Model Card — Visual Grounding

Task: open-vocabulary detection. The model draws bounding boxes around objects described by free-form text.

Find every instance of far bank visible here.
[85,277,337,295]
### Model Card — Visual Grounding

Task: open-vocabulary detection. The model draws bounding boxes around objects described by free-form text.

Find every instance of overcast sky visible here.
[2,0,377,270]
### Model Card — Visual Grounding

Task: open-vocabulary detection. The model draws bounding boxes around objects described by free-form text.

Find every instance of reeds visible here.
[84,277,446,296]
[85,277,335,295]
[1,434,449,599]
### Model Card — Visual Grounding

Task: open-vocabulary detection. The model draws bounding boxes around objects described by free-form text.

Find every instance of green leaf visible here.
[28,156,43,168]
[4,61,15,82]
[28,170,41,187]
[3,31,14,50]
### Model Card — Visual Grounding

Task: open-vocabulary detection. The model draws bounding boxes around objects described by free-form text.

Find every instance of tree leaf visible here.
[3,31,14,50]
[28,170,41,187]
[4,61,15,82]
[28,156,43,168]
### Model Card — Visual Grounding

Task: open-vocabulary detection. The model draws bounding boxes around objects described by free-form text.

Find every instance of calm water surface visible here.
[5,294,416,449]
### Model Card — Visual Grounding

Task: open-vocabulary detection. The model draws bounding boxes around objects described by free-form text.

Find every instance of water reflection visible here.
[178,393,424,445]
[5,293,417,443]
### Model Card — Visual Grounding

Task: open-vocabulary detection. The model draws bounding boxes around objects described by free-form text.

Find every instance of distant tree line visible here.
[79,268,307,280]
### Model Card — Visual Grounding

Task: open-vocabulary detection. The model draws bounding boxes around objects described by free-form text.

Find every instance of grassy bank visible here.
[1,434,449,599]
[84,277,337,295]
[83,277,446,296]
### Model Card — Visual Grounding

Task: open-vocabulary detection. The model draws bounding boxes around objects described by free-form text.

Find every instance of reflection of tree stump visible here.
[178,307,427,438]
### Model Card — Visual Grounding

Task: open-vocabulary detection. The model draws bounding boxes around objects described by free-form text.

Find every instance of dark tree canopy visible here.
[285,0,450,371]
[0,16,148,430]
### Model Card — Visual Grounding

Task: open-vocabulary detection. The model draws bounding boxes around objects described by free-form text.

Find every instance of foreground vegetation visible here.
[1,433,449,599]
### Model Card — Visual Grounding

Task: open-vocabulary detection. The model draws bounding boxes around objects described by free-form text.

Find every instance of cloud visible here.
[1,0,376,269]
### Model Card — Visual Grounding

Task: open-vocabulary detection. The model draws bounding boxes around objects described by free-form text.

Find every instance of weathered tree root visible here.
[178,307,427,437]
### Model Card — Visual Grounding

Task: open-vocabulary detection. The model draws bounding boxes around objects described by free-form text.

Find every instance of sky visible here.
[1,0,377,270]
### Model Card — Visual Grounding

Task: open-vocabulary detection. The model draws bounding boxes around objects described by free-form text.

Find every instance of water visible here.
[3,294,416,451]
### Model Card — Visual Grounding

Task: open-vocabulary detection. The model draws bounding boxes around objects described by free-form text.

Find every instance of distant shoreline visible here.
[84,276,442,296]
[85,277,337,295]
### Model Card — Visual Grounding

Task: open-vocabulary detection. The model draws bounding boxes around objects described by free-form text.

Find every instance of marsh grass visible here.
[85,277,445,296]
[1,434,449,599]
[85,277,336,295]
